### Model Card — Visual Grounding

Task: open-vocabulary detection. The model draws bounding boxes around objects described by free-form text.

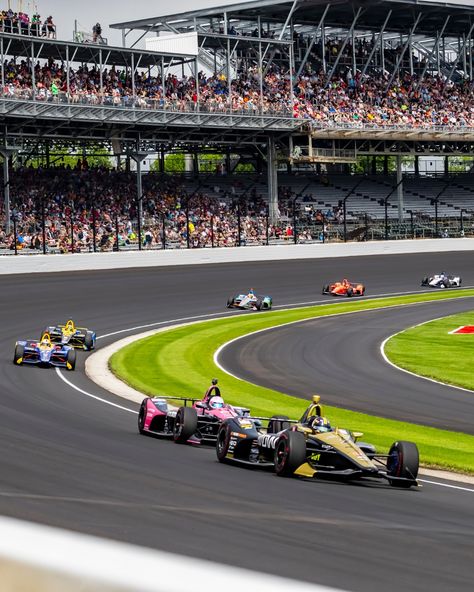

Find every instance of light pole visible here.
[381,179,404,241]
[343,178,365,242]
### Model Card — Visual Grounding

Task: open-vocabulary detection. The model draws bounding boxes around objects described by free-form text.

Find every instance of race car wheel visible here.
[255,299,263,311]
[84,332,94,351]
[138,403,146,435]
[173,407,198,444]
[268,415,290,434]
[226,298,235,308]
[346,287,353,297]
[421,277,429,286]
[13,344,24,365]
[387,440,419,488]
[274,430,306,477]
[66,349,76,371]
[216,423,231,462]
[322,285,329,295]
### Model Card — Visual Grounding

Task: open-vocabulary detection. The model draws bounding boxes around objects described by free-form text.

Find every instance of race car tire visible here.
[138,402,147,435]
[216,423,231,463]
[346,287,354,297]
[421,277,429,286]
[274,430,306,477]
[322,285,329,295]
[387,440,419,488]
[268,415,290,434]
[13,344,24,365]
[173,406,198,444]
[255,299,263,311]
[84,332,94,351]
[66,349,76,371]
[226,298,235,308]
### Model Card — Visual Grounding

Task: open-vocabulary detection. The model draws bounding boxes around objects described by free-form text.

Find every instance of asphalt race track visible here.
[1,251,474,592]
[219,298,474,433]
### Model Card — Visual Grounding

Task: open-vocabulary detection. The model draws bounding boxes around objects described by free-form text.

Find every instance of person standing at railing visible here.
[31,14,41,37]
[92,22,103,44]
[42,16,56,39]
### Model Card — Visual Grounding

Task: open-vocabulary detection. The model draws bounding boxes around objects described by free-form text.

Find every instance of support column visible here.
[396,155,404,222]
[1,147,15,235]
[130,148,150,251]
[444,156,449,176]
[2,151,10,234]
[415,155,419,176]
[267,136,279,224]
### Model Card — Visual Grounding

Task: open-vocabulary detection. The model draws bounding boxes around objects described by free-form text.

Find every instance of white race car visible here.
[421,273,462,289]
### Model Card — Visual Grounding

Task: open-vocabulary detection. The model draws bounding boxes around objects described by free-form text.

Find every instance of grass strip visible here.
[110,289,474,474]
[385,311,474,391]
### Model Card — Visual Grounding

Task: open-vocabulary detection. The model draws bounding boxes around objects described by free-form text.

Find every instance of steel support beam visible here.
[416,17,450,87]
[296,4,329,79]
[386,14,422,90]
[396,155,404,221]
[267,136,278,224]
[361,10,392,78]
[325,7,362,85]
[446,23,474,83]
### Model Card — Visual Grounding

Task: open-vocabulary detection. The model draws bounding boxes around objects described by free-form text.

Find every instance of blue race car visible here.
[13,332,76,371]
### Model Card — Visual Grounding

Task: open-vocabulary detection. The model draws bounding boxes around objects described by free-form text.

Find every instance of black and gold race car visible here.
[43,319,96,351]
[216,396,419,488]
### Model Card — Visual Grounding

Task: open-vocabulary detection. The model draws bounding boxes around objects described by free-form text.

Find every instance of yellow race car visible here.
[217,396,419,488]
[43,319,96,351]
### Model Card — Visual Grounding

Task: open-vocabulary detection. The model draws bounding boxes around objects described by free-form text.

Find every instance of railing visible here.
[0,20,56,39]
[0,87,294,119]
[310,120,474,134]
[0,515,334,592]
[1,208,472,256]
[2,85,474,133]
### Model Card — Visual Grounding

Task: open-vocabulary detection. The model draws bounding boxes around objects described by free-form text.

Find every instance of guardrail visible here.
[0,515,341,592]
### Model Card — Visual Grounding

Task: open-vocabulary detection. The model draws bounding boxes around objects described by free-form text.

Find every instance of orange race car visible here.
[322,279,365,297]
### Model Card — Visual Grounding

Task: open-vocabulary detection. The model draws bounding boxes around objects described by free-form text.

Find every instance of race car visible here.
[13,332,76,371]
[421,272,462,289]
[322,279,365,297]
[216,396,419,488]
[227,290,272,311]
[43,319,96,350]
[138,380,256,445]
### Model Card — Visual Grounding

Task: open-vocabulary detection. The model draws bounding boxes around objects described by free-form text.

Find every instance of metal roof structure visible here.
[111,0,474,39]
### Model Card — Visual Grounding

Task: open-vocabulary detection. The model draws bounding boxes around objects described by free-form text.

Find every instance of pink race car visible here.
[138,380,255,445]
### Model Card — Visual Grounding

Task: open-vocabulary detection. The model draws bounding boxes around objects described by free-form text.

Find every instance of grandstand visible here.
[1,0,474,253]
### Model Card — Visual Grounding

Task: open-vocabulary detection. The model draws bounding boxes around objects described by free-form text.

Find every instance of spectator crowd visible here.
[2,54,474,128]
[0,9,56,38]
[0,166,330,253]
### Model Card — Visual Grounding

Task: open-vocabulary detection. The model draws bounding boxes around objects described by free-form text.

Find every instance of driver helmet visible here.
[310,416,332,433]
[209,396,225,409]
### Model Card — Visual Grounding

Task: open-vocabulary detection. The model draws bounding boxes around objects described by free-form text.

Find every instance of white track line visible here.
[418,479,474,492]
[55,369,136,413]
[380,317,474,395]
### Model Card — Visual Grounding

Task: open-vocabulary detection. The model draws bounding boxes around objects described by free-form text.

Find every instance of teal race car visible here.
[226,290,272,311]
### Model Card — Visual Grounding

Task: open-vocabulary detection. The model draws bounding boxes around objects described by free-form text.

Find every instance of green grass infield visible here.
[110,289,474,474]
[385,310,474,392]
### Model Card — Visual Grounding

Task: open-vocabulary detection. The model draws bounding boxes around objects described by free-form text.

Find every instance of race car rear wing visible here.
[162,395,202,406]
